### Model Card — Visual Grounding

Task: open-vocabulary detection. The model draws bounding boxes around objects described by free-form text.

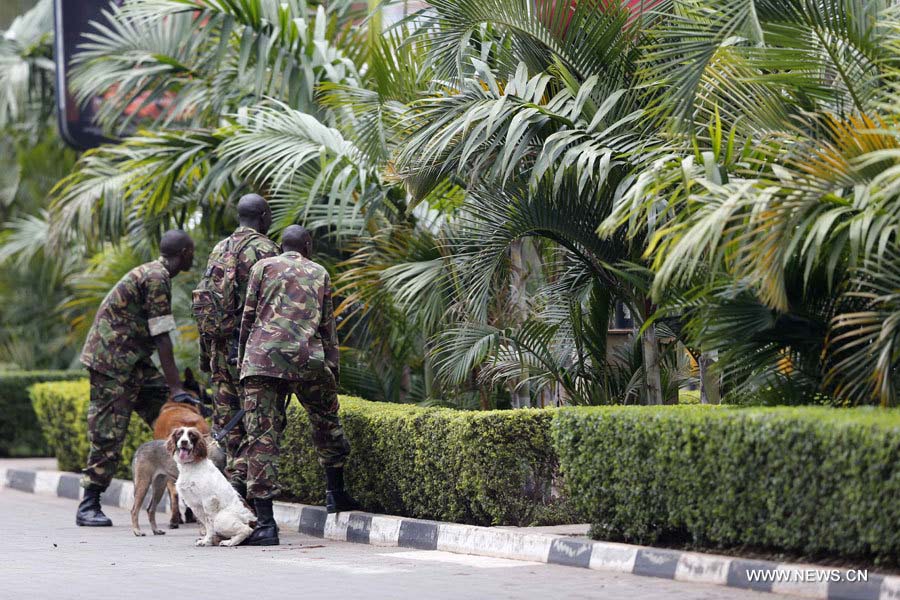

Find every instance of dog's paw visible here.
[195,538,210,547]
[153,529,166,536]
[219,539,238,547]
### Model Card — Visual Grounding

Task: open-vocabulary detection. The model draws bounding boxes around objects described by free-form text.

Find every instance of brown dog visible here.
[151,368,211,528]
[154,368,210,438]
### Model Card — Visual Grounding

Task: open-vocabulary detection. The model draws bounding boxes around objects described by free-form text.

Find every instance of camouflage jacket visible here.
[80,258,176,377]
[199,227,279,369]
[211,227,280,314]
[238,251,339,381]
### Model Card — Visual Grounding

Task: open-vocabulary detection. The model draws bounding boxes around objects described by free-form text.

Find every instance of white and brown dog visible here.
[166,427,256,547]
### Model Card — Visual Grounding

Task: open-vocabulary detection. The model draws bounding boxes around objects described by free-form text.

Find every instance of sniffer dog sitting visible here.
[130,436,224,536]
[152,368,212,528]
[168,427,256,547]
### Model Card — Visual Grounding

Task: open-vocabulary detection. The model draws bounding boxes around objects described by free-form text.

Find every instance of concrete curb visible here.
[3,466,897,600]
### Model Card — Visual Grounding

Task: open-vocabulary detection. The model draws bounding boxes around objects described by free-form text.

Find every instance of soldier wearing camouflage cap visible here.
[235,225,359,546]
[194,193,279,499]
[76,230,195,527]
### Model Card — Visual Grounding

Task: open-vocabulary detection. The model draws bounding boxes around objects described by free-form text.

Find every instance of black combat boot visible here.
[325,466,362,514]
[76,487,112,527]
[241,499,279,546]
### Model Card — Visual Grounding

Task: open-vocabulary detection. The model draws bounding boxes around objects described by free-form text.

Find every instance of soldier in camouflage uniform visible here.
[235,225,359,546]
[76,230,195,527]
[197,194,279,498]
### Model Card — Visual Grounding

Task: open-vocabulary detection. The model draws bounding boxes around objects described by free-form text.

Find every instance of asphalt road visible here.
[0,487,790,600]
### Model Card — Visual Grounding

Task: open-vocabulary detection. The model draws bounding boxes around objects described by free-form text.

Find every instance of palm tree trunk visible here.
[636,299,663,405]
[424,355,435,401]
[472,366,490,410]
[399,364,411,402]
[479,387,490,411]
[509,240,532,408]
[641,323,663,405]
[699,352,720,404]
[510,383,531,409]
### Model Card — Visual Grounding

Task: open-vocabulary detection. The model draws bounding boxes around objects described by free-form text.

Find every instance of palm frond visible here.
[71,0,360,134]
[456,177,627,322]
[49,129,224,248]
[0,211,52,267]
[398,63,650,195]
[827,246,900,406]
[0,0,54,128]
[217,101,374,233]
[640,0,897,131]
[410,0,642,84]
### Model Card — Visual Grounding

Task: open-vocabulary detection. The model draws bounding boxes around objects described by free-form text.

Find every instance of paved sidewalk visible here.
[0,487,787,600]
[5,460,898,600]
[0,457,57,470]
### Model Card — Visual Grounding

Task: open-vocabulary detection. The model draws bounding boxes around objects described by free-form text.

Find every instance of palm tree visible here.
[43,0,900,408]
[0,0,53,131]
[599,0,900,405]
[0,0,80,370]
[49,0,367,246]
[46,0,685,406]
[44,0,453,400]
[388,0,677,404]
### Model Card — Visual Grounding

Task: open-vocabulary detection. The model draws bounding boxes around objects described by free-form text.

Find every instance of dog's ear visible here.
[166,428,181,456]
[183,367,196,385]
[192,429,208,461]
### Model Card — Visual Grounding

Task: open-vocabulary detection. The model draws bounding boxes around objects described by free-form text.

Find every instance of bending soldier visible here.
[77,230,195,527]
[194,194,278,499]
[235,225,359,546]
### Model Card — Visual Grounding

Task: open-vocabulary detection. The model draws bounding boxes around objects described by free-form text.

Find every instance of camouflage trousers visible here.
[208,338,245,486]
[82,365,167,490]
[236,371,351,501]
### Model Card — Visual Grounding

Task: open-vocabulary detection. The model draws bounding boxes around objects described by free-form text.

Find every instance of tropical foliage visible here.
[600,0,900,405]
[2,0,899,407]
[0,0,78,370]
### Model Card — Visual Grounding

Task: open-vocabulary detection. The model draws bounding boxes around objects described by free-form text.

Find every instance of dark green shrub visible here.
[28,380,576,526]
[281,398,577,526]
[0,371,81,457]
[553,405,900,562]
[30,379,153,477]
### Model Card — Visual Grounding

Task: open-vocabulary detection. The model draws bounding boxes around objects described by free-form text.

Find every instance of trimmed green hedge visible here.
[553,405,900,563]
[281,398,576,526]
[29,378,900,558]
[0,371,81,457]
[30,379,575,526]
[30,379,153,477]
